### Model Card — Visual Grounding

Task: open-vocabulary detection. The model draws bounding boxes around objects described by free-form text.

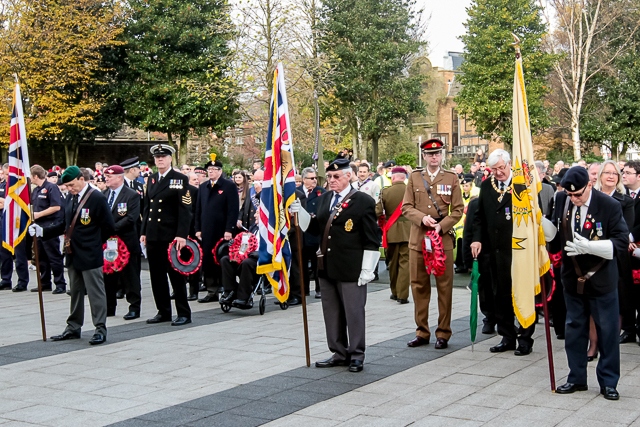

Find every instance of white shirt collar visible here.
[76,184,89,199]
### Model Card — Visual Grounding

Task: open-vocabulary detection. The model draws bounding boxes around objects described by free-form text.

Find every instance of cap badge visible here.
[570,184,575,191]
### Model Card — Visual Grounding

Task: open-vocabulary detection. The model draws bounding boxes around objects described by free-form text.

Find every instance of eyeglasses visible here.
[602,171,619,176]
[493,165,509,172]
[566,186,588,198]
[623,171,637,175]
[304,176,317,180]
[326,173,343,180]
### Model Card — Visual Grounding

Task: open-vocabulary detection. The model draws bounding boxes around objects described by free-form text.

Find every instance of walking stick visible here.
[294,212,311,367]
[540,274,555,391]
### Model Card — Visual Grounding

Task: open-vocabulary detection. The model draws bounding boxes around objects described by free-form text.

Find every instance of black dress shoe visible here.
[390,294,397,300]
[0,283,11,290]
[556,383,588,394]
[407,336,429,347]
[489,341,516,353]
[187,294,198,301]
[620,331,636,344]
[146,314,171,324]
[88,333,106,345]
[198,294,219,303]
[454,267,468,274]
[12,287,27,292]
[315,292,322,299]
[587,352,598,362]
[514,346,532,356]
[600,386,620,400]
[52,288,66,295]
[398,298,409,304]
[315,357,350,368]
[171,317,192,326]
[220,291,235,304]
[556,333,565,340]
[50,331,81,341]
[233,299,253,309]
[434,338,448,349]
[31,287,52,292]
[349,360,363,372]
[170,292,175,300]
[482,323,496,334]
[288,297,302,306]
[115,290,125,299]
[123,311,140,320]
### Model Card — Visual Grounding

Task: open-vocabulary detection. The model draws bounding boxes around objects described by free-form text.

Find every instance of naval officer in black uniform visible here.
[141,144,193,326]
[307,158,380,373]
[30,166,115,345]
[550,167,628,400]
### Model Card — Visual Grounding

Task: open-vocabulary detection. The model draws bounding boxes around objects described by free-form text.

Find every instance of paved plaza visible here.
[0,265,639,426]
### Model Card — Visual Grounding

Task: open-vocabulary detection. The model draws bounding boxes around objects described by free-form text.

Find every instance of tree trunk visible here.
[166,132,177,165]
[179,132,189,166]
[571,117,581,161]
[63,141,79,166]
[371,135,379,166]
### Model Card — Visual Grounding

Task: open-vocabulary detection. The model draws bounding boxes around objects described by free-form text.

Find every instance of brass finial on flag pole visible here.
[511,33,521,58]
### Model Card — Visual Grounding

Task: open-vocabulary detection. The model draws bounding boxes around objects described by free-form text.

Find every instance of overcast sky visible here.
[419,0,472,68]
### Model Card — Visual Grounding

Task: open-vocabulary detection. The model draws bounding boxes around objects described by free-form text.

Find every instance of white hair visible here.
[595,160,625,194]
[486,149,511,167]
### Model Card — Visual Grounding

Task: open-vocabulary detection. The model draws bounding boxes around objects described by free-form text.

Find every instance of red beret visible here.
[103,165,125,175]
[391,167,406,174]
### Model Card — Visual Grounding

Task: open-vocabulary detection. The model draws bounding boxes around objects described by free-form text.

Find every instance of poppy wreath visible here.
[422,230,446,276]
[228,232,258,263]
[212,237,229,265]
[102,237,130,274]
[633,270,640,285]
[168,238,202,276]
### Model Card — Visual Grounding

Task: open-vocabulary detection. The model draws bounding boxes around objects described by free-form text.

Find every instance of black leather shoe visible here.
[315,292,321,299]
[171,317,191,326]
[50,331,81,341]
[556,383,588,394]
[315,357,350,368]
[31,287,52,292]
[454,267,468,274]
[12,287,27,292]
[349,360,363,372]
[620,331,636,344]
[146,314,171,324]
[489,342,516,353]
[123,311,140,320]
[398,298,409,304]
[115,290,124,299]
[556,333,565,340]
[390,294,397,300]
[0,283,11,290]
[233,299,253,309]
[407,336,429,347]
[434,338,448,349]
[288,297,302,306]
[514,346,532,356]
[220,291,235,304]
[600,387,620,400]
[587,352,598,362]
[88,333,106,345]
[170,292,175,300]
[52,288,66,295]
[187,294,198,301]
[198,294,219,303]
[482,323,496,334]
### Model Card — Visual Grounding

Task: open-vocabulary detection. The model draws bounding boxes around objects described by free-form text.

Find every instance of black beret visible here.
[560,166,589,191]
[326,158,351,172]
[383,160,396,168]
[462,173,474,184]
[47,171,59,178]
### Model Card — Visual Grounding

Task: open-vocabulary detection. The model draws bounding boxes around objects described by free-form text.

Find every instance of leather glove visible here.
[565,233,613,259]
[541,217,557,241]
[358,250,380,286]
[28,224,43,237]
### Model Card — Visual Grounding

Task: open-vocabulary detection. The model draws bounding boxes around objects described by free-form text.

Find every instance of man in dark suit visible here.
[622,160,640,344]
[550,167,628,400]
[195,156,239,303]
[140,144,193,326]
[30,164,66,294]
[307,158,380,373]
[30,166,115,345]
[471,149,535,356]
[102,165,142,320]
[298,167,325,299]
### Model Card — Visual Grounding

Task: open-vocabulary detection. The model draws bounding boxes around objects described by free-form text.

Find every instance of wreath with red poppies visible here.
[633,270,640,285]
[213,237,228,265]
[228,232,258,263]
[422,229,446,276]
[103,236,130,274]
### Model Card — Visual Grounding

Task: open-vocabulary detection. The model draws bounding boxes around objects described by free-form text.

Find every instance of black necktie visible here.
[108,190,115,209]
[574,206,581,233]
[631,191,636,199]
[500,181,505,191]
[72,194,79,214]
[331,193,341,210]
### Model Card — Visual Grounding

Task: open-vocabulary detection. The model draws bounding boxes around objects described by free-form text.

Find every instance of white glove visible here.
[358,250,381,286]
[289,199,302,213]
[289,200,310,232]
[541,217,557,241]
[565,233,613,259]
[28,224,43,237]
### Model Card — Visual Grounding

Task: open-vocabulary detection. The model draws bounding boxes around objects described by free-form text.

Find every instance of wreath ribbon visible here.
[103,236,130,275]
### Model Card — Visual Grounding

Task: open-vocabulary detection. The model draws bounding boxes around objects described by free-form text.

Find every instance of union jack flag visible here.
[257,63,296,303]
[2,83,31,254]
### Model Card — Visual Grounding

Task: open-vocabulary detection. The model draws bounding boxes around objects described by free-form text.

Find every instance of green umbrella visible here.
[470,259,479,348]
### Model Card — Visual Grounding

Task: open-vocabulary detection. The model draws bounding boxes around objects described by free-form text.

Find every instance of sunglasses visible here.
[566,186,587,198]
[326,173,343,180]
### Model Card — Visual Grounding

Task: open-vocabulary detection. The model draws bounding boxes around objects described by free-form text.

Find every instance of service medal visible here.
[345,219,353,232]
[505,207,511,221]
[117,203,127,216]
[596,222,603,237]
[80,208,91,225]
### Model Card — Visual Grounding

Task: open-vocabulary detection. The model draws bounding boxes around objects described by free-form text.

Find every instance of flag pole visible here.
[294,212,311,367]
[30,204,47,342]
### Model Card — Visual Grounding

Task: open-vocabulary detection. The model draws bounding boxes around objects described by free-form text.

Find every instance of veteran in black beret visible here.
[548,166,629,400]
[30,165,116,345]
[306,157,380,372]
[141,144,193,326]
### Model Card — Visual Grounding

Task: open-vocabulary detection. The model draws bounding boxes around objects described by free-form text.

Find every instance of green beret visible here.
[61,165,82,184]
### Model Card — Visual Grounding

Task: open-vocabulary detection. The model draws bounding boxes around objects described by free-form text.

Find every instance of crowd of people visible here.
[0,142,635,397]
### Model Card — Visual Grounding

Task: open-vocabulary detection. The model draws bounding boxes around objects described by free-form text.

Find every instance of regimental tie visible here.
[71,194,79,215]
[331,193,341,210]
[500,181,505,191]
[574,206,581,233]
[108,190,116,209]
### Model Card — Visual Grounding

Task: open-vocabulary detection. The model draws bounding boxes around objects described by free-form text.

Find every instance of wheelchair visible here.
[220,275,288,315]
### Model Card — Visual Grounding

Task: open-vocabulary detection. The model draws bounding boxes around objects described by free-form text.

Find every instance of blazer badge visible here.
[80,208,91,225]
[345,218,353,232]
[117,203,127,216]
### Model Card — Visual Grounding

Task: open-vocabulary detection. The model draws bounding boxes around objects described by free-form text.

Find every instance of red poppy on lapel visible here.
[152,179,155,184]
[316,190,322,197]
[584,221,592,230]
[218,190,223,194]
[341,202,349,209]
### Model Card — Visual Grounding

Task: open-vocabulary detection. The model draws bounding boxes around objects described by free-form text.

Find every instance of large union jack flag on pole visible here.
[257,63,296,303]
[3,83,31,254]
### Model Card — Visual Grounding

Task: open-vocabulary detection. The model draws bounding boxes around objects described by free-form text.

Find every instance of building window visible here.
[452,109,459,147]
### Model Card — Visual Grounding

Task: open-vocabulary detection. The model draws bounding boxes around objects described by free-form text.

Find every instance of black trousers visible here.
[203,250,222,295]
[147,241,190,319]
[37,236,66,289]
[105,252,142,314]
[220,255,258,300]
[0,239,28,289]
[302,245,319,294]
[477,254,496,326]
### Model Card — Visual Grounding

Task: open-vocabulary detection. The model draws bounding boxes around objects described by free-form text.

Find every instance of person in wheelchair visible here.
[219,249,259,309]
